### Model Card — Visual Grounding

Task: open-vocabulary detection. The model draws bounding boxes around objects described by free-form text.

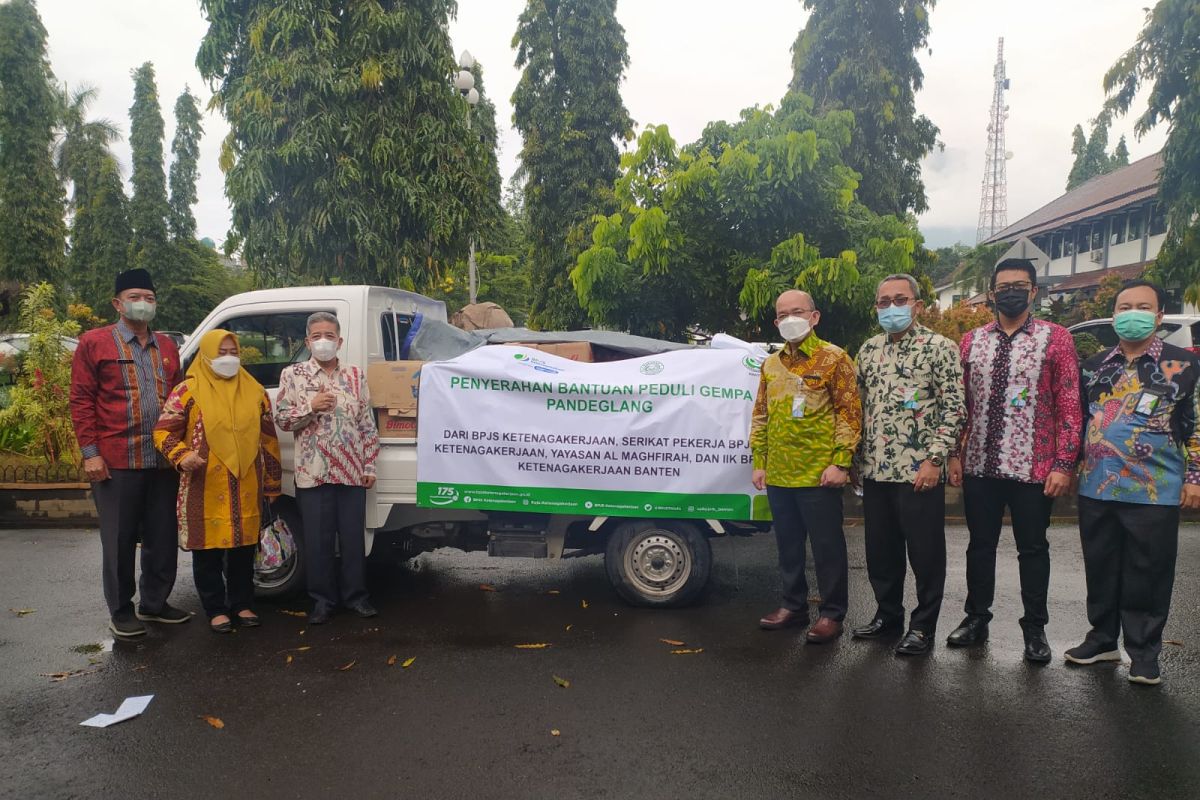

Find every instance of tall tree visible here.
[168,87,203,242]
[54,84,120,209]
[0,0,66,286]
[70,149,133,314]
[1066,113,1128,190]
[197,0,497,288]
[789,0,940,217]
[513,0,633,329]
[1105,1,1200,301]
[127,62,171,274]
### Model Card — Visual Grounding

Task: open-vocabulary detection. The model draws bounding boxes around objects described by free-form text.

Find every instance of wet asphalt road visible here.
[2,524,1199,800]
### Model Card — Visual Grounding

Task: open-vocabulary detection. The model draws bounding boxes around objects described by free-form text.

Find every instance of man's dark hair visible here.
[991,258,1038,289]
[1114,279,1167,311]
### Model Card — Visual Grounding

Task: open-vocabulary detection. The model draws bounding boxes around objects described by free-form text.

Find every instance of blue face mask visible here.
[877,304,913,334]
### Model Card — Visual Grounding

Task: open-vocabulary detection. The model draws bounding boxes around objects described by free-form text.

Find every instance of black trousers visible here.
[297,483,368,611]
[862,480,947,634]
[1077,496,1178,663]
[91,468,180,616]
[191,546,256,619]
[962,476,1054,630]
[766,485,848,621]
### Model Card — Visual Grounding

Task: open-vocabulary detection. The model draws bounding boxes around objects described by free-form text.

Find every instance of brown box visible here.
[504,341,594,363]
[376,408,418,439]
[366,361,423,413]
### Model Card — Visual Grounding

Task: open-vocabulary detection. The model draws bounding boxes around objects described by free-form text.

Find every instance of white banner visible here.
[416,344,769,520]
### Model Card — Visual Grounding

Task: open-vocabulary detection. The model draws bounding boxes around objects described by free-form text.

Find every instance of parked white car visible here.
[1068,314,1200,354]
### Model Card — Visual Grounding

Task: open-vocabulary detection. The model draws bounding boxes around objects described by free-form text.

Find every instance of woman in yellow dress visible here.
[154,330,282,633]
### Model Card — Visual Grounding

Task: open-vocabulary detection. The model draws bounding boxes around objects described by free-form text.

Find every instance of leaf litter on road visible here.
[1164,640,1184,647]
[479,584,497,592]
[581,600,588,609]
[387,655,397,666]
[552,675,570,689]
[671,648,704,655]
[336,660,357,671]
[402,657,416,668]
[550,729,561,737]
[279,609,307,617]
[200,715,224,729]
[514,643,551,649]
[41,668,97,682]
[9,608,36,617]
[659,638,685,647]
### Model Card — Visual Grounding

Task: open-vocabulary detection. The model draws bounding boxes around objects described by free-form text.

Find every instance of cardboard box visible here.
[367,361,422,413]
[504,341,594,363]
[376,408,418,439]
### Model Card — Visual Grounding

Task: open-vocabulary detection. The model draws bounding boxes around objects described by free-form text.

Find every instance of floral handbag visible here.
[255,505,296,572]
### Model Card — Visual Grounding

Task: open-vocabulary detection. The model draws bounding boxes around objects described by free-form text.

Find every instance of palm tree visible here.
[54,83,121,210]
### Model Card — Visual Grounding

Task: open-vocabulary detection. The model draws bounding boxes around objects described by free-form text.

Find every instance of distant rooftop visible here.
[982,152,1163,245]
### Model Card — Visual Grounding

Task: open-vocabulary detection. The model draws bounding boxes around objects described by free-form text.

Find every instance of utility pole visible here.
[977,38,1011,243]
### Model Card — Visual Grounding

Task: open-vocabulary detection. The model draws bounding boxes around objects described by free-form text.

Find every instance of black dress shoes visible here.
[1023,628,1052,663]
[351,601,379,619]
[895,630,932,656]
[946,617,989,647]
[851,617,902,640]
[308,606,333,625]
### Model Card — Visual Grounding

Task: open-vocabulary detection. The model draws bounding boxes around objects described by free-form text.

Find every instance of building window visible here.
[1149,204,1168,236]
[1063,230,1076,257]
[1077,226,1091,253]
[1128,209,1145,241]
[1110,214,1126,246]
[1050,232,1063,259]
[1090,223,1104,252]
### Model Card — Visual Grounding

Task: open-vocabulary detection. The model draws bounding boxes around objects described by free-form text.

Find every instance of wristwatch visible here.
[928,455,945,467]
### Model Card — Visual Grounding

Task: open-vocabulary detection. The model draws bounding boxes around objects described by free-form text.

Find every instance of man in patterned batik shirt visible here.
[751,290,862,644]
[275,312,381,624]
[852,274,965,656]
[947,258,1082,663]
[1068,280,1200,686]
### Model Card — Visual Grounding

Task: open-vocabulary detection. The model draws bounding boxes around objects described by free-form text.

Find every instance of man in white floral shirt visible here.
[274,312,380,624]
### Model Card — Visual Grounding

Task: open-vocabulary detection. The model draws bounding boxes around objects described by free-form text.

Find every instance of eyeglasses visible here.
[875,296,913,309]
[993,281,1033,293]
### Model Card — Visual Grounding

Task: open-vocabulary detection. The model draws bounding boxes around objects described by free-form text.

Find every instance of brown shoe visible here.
[758,607,809,630]
[805,617,844,643]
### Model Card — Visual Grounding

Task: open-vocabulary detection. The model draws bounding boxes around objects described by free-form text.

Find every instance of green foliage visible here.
[1072,332,1105,360]
[0,283,80,462]
[69,149,133,315]
[513,0,633,330]
[128,62,172,273]
[789,0,940,217]
[953,242,1007,297]
[0,0,67,285]
[197,0,499,288]
[1105,1,1200,303]
[424,207,533,326]
[1066,114,1129,190]
[168,88,203,242]
[927,243,971,284]
[155,241,254,333]
[54,84,120,205]
[917,302,993,345]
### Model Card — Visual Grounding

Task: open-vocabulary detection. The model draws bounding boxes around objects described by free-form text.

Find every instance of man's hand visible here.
[1043,469,1071,498]
[179,451,207,472]
[1182,483,1200,510]
[751,469,767,491]
[820,465,849,488]
[311,391,336,413]
[913,460,941,492]
[83,455,110,483]
[363,475,377,490]
[948,456,963,488]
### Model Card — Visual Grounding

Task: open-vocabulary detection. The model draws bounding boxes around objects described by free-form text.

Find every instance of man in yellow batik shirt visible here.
[751,289,862,643]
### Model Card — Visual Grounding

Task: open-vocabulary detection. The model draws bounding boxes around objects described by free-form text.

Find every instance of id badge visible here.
[1010,386,1030,408]
[791,395,806,419]
[900,387,920,410]
[1136,392,1161,416]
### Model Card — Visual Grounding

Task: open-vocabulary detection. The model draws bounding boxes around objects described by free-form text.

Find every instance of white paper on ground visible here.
[79,694,154,728]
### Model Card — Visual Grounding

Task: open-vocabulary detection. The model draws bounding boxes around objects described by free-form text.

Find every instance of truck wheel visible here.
[604,520,711,608]
[254,498,306,599]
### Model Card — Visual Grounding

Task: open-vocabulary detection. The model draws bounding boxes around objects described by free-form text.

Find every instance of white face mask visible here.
[210,355,241,379]
[310,339,338,362]
[122,299,157,323]
[777,315,811,343]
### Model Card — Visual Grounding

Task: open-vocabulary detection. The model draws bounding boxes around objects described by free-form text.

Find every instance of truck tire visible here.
[254,498,306,599]
[604,520,711,608]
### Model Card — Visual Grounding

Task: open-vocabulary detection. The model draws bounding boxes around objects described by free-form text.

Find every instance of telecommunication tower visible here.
[976,38,1012,243]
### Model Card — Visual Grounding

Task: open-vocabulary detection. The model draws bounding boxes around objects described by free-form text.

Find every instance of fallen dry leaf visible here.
[387,655,397,666]
[279,609,307,617]
[479,584,497,592]
[514,643,551,650]
[660,638,685,647]
[550,729,561,737]
[552,675,570,689]
[40,668,97,682]
[1164,640,1184,647]
[336,660,357,671]
[200,715,225,729]
[542,589,561,595]
[299,629,306,636]
[565,624,573,632]
[9,608,36,617]
[402,657,416,668]
[285,655,294,665]
[132,665,148,672]
[276,646,312,655]
[671,648,704,655]
[581,600,589,609]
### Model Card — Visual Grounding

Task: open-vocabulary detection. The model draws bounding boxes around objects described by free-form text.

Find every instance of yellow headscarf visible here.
[187,329,265,478]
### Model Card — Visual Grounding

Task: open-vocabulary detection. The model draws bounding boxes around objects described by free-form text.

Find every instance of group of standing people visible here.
[69,269,380,637]
[751,258,1199,686]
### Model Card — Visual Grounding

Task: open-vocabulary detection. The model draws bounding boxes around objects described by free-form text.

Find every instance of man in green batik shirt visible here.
[850,274,965,656]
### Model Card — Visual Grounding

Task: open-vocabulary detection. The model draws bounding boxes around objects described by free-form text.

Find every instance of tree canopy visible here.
[196,0,498,289]
[168,87,203,242]
[512,0,633,330]
[128,62,172,274]
[1066,113,1130,190]
[789,0,940,217]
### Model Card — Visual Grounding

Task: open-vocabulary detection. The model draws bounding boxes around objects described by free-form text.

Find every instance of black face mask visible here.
[993,287,1031,318]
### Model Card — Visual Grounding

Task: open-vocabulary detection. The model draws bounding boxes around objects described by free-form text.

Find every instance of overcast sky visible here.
[36,0,1166,249]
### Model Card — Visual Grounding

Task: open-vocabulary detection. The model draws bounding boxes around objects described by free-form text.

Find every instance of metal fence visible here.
[0,463,85,483]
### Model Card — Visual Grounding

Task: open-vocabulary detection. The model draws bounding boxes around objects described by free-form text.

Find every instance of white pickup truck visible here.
[180,285,759,607]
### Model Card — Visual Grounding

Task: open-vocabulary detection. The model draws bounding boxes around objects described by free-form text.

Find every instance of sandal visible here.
[236,611,261,628]
[210,615,233,633]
